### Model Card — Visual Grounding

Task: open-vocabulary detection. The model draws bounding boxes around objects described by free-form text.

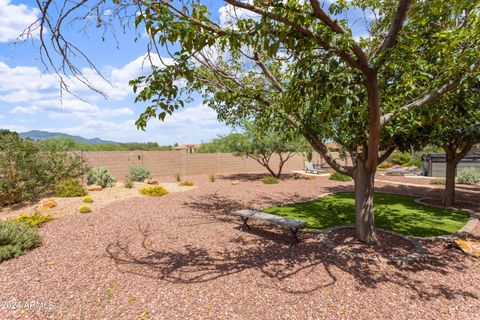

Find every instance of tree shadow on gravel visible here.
[106,222,478,301]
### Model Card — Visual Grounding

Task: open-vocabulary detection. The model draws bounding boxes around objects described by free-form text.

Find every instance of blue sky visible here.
[0,0,369,144]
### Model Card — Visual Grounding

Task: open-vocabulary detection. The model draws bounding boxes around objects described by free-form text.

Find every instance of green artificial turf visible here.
[263,192,470,237]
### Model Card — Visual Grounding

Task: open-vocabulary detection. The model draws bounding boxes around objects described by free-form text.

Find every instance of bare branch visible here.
[252,52,286,93]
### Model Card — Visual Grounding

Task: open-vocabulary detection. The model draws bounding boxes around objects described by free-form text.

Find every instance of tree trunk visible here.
[442,149,457,206]
[353,159,377,243]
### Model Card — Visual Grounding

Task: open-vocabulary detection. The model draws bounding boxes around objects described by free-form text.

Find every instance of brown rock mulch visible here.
[324,227,424,263]
[0,173,479,320]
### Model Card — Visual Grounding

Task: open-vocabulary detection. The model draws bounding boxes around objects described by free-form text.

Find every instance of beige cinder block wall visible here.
[80,151,309,179]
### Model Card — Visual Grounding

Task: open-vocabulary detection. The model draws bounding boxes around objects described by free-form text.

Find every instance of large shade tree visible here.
[34,0,480,242]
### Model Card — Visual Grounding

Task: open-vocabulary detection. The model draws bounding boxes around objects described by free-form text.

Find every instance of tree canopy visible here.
[33,0,480,242]
[199,121,310,177]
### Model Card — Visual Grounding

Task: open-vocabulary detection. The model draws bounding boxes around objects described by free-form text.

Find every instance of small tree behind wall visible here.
[199,122,309,178]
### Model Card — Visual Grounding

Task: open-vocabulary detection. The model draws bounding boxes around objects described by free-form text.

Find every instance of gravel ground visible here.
[0,182,194,220]
[0,173,479,320]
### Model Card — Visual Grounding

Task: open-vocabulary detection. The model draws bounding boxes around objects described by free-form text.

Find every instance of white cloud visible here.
[11,105,39,115]
[0,0,39,42]
[0,54,171,119]
[162,104,220,128]
[0,55,227,143]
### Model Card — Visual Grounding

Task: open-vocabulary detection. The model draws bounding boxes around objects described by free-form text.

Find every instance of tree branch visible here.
[378,146,395,164]
[252,52,286,93]
[304,133,353,176]
[380,62,480,126]
[309,0,368,66]
[224,0,364,70]
[371,0,411,66]
[455,135,476,164]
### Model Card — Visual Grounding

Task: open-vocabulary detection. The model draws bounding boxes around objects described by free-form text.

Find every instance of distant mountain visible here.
[19,130,118,144]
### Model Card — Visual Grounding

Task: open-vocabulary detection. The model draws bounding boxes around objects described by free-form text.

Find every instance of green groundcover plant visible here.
[0,221,42,262]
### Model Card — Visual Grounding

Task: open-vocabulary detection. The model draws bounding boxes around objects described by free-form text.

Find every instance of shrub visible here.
[457,167,480,185]
[404,158,423,168]
[54,179,86,197]
[79,205,92,213]
[0,131,89,206]
[0,221,42,262]
[329,172,352,182]
[430,178,446,185]
[391,151,413,165]
[178,181,194,186]
[378,162,393,169]
[82,196,94,203]
[128,166,151,182]
[124,176,134,189]
[86,167,116,188]
[139,186,169,197]
[175,173,181,182]
[263,176,279,184]
[209,174,216,182]
[10,212,55,228]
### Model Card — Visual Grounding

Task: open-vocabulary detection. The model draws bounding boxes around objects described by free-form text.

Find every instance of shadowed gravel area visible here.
[0,174,479,319]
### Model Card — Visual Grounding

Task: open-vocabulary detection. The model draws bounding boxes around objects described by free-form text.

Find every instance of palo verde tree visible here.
[34,0,480,242]
[199,121,310,178]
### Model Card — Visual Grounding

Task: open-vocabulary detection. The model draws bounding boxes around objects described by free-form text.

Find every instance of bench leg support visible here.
[240,217,251,231]
[288,227,301,246]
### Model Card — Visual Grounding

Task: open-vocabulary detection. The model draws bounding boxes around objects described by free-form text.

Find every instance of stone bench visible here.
[233,209,307,245]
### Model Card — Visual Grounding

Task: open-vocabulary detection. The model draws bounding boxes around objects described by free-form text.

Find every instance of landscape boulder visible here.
[37,198,57,213]
[145,179,159,185]
[86,184,103,191]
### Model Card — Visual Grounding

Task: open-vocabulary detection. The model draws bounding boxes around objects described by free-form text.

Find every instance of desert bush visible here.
[329,172,353,182]
[263,176,279,184]
[209,174,216,182]
[79,205,92,213]
[457,167,480,185]
[86,167,116,188]
[404,158,423,168]
[178,181,194,186]
[54,179,86,197]
[83,196,94,203]
[430,178,446,185]
[0,221,42,262]
[0,130,89,206]
[391,151,413,165]
[128,166,151,182]
[175,173,181,182]
[378,162,393,169]
[139,186,169,197]
[124,176,134,189]
[11,212,55,228]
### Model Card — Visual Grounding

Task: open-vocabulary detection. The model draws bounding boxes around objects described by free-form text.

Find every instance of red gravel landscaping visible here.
[0,173,479,319]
